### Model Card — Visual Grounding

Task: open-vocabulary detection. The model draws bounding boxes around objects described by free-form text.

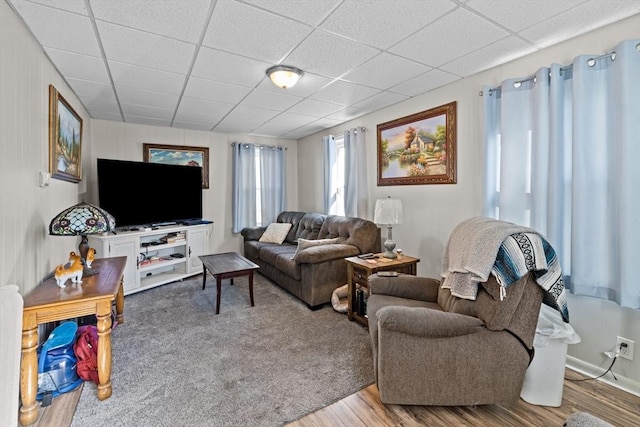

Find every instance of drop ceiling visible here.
[7,0,639,140]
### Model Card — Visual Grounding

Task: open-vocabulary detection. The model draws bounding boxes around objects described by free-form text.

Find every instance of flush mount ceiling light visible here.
[266,65,303,89]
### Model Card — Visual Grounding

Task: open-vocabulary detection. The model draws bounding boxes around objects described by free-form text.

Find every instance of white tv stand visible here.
[88,223,211,295]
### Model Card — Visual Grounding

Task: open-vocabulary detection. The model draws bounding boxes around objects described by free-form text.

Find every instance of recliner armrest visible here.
[241,226,267,241]
[369,274,440,302]
[376,305,485,338]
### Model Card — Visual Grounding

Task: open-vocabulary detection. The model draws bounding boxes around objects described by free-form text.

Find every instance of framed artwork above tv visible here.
[143,143,210,188]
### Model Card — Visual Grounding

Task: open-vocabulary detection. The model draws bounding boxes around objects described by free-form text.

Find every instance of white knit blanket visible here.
[441,217,533,298]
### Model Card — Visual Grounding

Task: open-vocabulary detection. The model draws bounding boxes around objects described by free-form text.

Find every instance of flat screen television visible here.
[97,158,203,229]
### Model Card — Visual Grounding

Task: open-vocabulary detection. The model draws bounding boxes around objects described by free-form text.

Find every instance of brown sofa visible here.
[367,272,543,405]
[241,211,380,309]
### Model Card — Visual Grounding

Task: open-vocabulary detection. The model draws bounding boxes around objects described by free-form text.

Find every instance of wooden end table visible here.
[20,257,126,426]
[345,253,419,327]
[199,252,259,314]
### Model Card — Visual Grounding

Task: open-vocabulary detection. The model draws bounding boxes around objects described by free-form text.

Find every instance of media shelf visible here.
[88,223,211,295]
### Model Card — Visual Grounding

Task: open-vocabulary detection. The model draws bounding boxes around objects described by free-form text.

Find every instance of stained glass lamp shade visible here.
[49,202,115,273]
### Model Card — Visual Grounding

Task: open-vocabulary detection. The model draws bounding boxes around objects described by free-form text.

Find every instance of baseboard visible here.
[566,355,640,397]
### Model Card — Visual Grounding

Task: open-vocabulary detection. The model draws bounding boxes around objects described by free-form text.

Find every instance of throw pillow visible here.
[291,238,340,260]
[259,223,293,244]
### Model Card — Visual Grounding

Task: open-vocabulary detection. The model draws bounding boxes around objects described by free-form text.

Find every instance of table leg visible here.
[216,275,222,315]
[249,272,255,307]
[202,268,208,290]
[96,300,113,401]
[115,279,125,325]
[19,313,38,426]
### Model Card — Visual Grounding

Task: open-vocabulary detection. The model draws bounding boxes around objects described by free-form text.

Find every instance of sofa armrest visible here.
[369,274,440,302]
[376,305,485,338]
[241,226,267,241]
[294,243,360,264]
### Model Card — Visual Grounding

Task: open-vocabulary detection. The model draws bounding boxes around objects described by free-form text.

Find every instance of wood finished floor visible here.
[27,368,639,427]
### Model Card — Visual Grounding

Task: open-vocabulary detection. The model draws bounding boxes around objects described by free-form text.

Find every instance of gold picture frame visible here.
[377,101,457,186]
[143,143,210,189]
[49,85,83,183]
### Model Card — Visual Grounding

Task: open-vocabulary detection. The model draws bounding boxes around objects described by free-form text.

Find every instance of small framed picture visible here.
[49,85,83,183]
[143,143,210,188]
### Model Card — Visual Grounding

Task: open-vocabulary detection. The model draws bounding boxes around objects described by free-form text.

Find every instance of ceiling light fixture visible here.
[266,65,303,89]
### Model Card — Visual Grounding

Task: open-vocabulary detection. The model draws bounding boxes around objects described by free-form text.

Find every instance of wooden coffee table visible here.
[199,252,259,314]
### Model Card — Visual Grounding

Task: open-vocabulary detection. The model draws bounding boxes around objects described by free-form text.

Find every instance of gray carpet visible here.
[71,273,374,427]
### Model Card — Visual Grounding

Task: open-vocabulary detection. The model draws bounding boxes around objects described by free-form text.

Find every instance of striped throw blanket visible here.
[441,217,570,322]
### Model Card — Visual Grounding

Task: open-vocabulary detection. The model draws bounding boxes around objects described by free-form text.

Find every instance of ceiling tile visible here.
[215,105,280,132]
[389,69,460,97]
[287,98,345,117]
[91,111,123,121]
[352,91,410,112]
[183,77,252,104]
[65,78,115,103]
[519,0,640,48]
[125,115,172,127]
[465,0,588,32]
[203,1,313,63]
[310,80,381,105]
[108,61,187,95]
[175,96,234,121]
[97,21,195,74]
[90,0,211,43]
[326,106,372,122]
[341,53,431,90]
[191,47,270,87]
[116,87,179,111]
[10,1,100,56]
[284,30,380,78]
[173,121,215,131]
[242,0,341,26]
[121,103,174,121]
[390,7,509,67]
[441,36,537,77]
[321,0,456,49]
[16,0,88,14]
[45,48,110,84]
[239,89,303,111]
[252,112,318,136]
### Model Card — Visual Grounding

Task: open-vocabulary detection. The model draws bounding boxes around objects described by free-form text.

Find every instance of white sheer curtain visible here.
[343,127,368,218]
[232,143,285,233]
[323,135,337,215]
[259,146,286,225]
[482,39,640,308]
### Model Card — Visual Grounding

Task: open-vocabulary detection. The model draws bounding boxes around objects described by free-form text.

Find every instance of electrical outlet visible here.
[616,336,634,361]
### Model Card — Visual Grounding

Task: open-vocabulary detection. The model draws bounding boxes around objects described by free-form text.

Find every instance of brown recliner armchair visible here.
[367,271,543,406]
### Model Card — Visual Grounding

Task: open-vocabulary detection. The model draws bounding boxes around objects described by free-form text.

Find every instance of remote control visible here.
[358,253,375,259]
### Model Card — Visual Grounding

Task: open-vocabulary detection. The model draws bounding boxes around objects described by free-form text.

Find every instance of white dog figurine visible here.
[54,252,83,288]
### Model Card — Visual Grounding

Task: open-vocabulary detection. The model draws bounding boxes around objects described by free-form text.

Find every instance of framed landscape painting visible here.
[377,101,457,186]
[143,143,210,188]
[49,85,83,183]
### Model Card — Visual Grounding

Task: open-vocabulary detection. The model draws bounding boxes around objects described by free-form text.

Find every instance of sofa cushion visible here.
[318,215,379,253]
[259,223,292,244]
[276,211,307,244]
[291,238,339,260]
[294,213,325,241]
[258,244,300,280]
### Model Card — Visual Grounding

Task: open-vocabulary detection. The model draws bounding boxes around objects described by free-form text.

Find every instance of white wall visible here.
[297,15,640,394]
[88,120,299,256]
[0,0,92,296]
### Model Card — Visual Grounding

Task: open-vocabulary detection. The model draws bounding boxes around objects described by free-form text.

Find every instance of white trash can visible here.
[520,305,581,407]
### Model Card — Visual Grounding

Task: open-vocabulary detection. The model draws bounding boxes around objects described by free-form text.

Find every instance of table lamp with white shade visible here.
[374,197,403,259]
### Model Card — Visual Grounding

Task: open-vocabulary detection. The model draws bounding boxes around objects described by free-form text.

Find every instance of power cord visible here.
[567,345,620,382]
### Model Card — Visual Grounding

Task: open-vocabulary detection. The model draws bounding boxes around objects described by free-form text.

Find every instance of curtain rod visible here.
[230,142,287,150]
[480,48,621,96]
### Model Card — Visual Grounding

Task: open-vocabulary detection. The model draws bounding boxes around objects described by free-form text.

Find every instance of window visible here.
[329,135,345,216]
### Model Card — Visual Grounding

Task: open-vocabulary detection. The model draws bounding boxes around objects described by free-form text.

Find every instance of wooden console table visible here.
[345,253,419,327]
[19,257,126,426]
